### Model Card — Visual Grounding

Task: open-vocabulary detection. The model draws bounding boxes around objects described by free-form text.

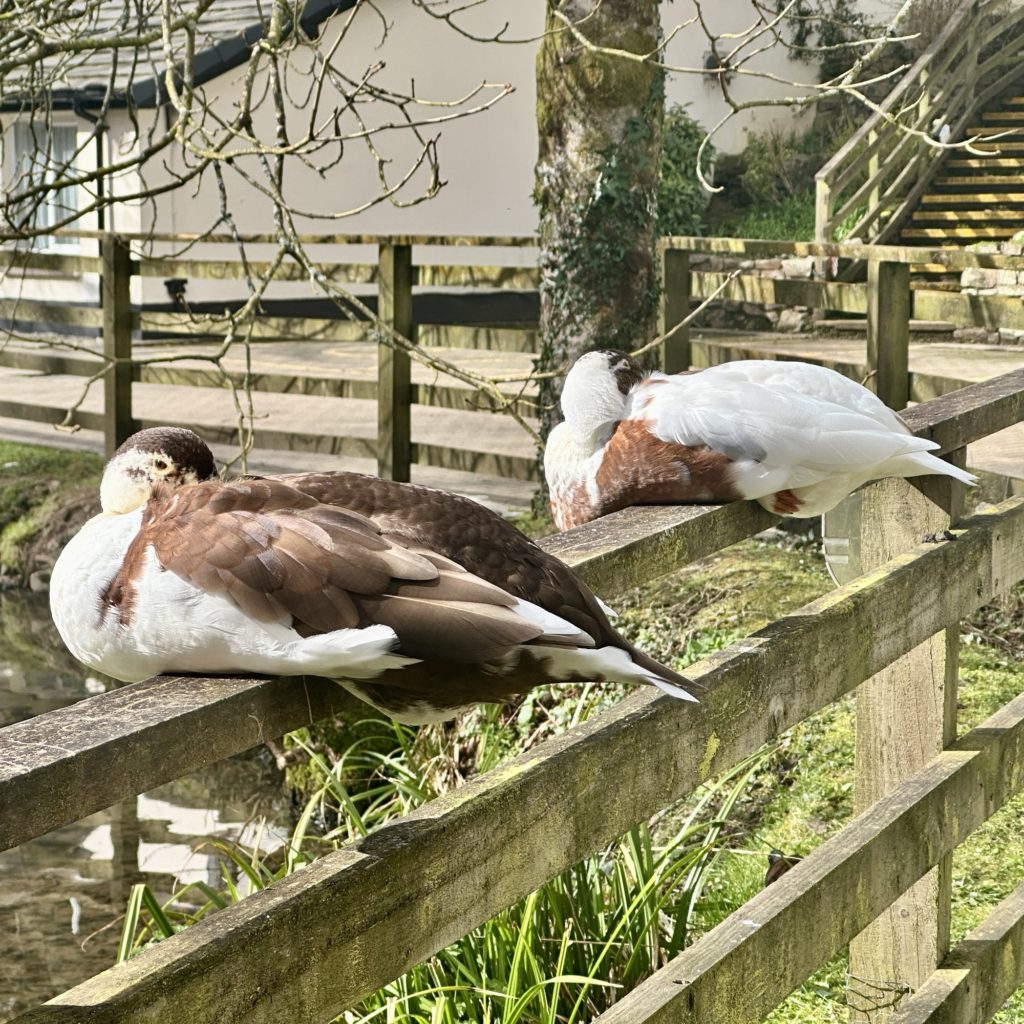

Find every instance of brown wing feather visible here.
[126,479,558,669]
[282,472,626,648]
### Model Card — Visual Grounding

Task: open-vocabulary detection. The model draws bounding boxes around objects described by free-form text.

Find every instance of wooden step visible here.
[982,110,1024,121]
[968,142,1024,153]
[933,175,1024,186]
[945,158,1024,170]
[966,127,1024,136]
[921,192,1024,204]
[911,209,1024,221]
[1002,96,1024,106]
[902,226,1021,239]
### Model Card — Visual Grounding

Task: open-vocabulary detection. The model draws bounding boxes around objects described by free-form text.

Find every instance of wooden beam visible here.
[376,242,415,480]
[659,246,690,373]
[5,494,1024,1024]
[847,462,965,1020]
[590,691,1024,1024]
[888,883,1024,1024]
[0,676,361,853]
[101,233,134,458]
[867,259,911,410]
[0,297,103,328]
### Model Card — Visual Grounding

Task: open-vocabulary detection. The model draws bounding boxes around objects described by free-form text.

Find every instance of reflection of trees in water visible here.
[0,594,290,1020]
[0,592,118,727]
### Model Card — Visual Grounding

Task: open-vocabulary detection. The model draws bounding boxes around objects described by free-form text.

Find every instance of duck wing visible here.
[636,363,939,492]
[281,471,624,648]
[133,478,589,663]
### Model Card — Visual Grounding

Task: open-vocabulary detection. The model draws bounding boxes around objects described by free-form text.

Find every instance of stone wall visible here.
[958,238,1024,345]
[690,252,817,333]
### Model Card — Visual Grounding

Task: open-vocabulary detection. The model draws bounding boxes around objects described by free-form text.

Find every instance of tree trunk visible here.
[534,0,664,449]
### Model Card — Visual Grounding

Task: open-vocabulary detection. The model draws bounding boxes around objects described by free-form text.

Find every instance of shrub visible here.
[657,104,713,236]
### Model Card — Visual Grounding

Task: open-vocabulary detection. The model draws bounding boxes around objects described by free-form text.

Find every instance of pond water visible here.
[0,592,294,1022]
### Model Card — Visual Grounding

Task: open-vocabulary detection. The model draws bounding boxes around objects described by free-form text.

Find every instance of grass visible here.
[112,536,1024,1023]
[0,438,102,574]
[715,189,816,242]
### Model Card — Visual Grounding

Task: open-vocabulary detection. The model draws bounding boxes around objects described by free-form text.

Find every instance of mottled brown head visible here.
[599,349,645,396]
[100,427,217,514]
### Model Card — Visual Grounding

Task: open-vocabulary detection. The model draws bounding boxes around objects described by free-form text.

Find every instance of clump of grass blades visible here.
[118,713,766,1023]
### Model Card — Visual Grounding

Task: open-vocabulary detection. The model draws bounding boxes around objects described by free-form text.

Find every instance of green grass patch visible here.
[0,438,102,574]
[716,189,816,242]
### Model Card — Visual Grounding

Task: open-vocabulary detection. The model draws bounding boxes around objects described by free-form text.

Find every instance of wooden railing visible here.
[660,235,1024,408]
[815,0,1024,244]
[4,233,1024,491]
[0,233,540,480]
[2,366,1024,1022]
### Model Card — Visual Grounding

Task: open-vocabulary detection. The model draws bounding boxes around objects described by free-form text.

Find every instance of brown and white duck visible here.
[544,350,977,530]
[50,427,697,722]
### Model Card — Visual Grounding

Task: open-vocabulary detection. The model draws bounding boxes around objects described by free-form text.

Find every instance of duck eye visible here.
[154,458,168,471]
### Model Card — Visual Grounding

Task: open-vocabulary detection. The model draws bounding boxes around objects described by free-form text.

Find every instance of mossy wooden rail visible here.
[2,368,1024,1023]
[814,0,1024,245]
[0,233,540,479]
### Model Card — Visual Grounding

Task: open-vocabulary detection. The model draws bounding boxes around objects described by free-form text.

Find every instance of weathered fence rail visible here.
[3,367,1024,1023]
[660,235,1024,409]
[0,233,540,480]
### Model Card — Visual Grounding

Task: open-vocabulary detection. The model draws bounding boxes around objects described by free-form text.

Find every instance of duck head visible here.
[99,427,217,514]
[558,349,645,445]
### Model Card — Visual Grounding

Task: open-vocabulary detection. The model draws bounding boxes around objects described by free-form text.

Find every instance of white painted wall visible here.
[2,0,906,305]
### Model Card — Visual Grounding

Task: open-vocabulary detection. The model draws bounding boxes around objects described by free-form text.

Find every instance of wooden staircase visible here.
[903,94,1024,247]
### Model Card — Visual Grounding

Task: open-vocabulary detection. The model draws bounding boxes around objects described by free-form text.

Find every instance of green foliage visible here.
[118,707,766,1024]
[0,439,100,532]
[657,104,712,237]
[720,190,816,241]
[0,439,102,573]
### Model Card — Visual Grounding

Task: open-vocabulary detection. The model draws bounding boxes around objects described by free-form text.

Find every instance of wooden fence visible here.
[2,365,1024,1023]
[815,0,1024,245]
[5,232,1024,490]
[660,234,1024,408]
[0,233,541,480]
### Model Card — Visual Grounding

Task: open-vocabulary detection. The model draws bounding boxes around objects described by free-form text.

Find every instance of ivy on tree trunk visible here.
[534,0,664,448]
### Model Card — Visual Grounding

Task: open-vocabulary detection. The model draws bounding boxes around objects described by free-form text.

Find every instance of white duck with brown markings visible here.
[51,427,698,723]
[544,350,977,530]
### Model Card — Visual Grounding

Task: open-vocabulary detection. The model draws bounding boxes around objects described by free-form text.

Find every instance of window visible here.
[8,121,79,251]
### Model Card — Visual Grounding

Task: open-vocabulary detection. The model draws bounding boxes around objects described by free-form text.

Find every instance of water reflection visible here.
[0,592,292,1021]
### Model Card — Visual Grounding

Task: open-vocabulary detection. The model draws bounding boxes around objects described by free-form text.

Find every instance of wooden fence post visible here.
[659,244,690,374]
[846,450,968,1022]
[376,242,415,481]
[866,258,910,410]
[101,232,133,459]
